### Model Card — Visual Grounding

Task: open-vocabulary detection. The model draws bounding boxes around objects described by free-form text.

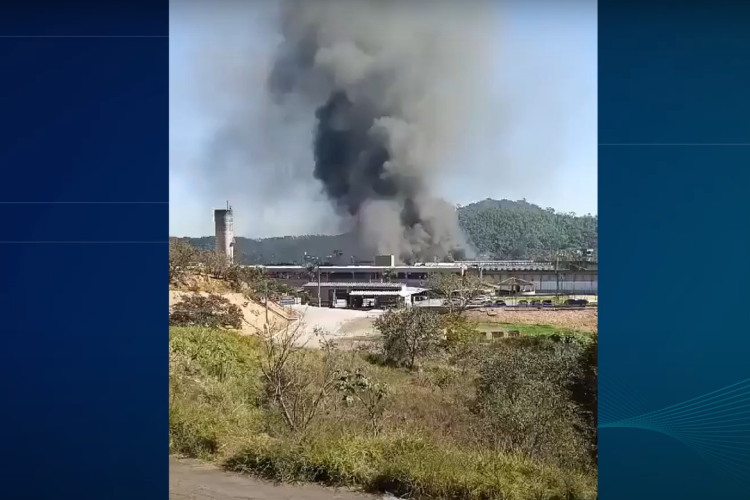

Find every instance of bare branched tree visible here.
[258,321,342,436]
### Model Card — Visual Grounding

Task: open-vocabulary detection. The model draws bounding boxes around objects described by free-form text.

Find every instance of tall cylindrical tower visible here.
[214,203,234,264]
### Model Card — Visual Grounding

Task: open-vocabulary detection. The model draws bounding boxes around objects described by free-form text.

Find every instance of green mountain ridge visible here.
[178,199,597,264]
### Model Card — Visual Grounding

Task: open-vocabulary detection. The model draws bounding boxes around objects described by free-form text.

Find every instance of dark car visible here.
[565,299,589,307]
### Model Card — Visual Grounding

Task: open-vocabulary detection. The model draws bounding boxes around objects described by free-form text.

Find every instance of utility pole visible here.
[304,252,322,307]
[264,276,269,328]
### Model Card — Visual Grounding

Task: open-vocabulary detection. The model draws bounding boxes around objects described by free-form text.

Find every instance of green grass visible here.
[169,326,597,500]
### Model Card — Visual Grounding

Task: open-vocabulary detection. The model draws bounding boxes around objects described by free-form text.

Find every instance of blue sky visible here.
[169,1,597,237]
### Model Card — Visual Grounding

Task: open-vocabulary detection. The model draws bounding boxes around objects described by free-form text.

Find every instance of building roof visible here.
[349,287,428,297]
[301,282,403,288]
[263,265,463,272]
[254,260,591,273]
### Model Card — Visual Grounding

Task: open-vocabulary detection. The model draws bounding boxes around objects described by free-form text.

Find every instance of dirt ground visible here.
[288,305,383,348]
[466,308,598,333]
[170,456,380,500]
[168,291,382,347]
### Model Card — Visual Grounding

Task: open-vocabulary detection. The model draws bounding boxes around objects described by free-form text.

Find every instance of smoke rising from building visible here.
[170,2,598,243]
[264,0,495,262]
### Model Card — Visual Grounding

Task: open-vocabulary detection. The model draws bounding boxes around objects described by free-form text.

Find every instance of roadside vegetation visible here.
[169,242,598,499]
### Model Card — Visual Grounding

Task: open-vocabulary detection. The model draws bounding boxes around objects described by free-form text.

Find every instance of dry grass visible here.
[467,309,598,333]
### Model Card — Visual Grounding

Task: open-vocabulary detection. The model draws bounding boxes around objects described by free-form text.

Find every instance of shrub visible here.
[336,369,390,436]
[571,333,598,461]
[474,339,591,467]
[374,308,443,369]
[441,313,484,373]
[169,293,244,330]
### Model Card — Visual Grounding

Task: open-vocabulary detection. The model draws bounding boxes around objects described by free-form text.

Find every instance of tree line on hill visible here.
[178,198,597,264]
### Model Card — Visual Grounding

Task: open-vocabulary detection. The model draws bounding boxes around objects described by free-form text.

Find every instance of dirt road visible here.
[170,456,379,500]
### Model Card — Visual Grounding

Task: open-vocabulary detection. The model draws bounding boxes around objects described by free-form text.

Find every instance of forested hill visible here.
[457,199,597,260]
[180,199,597,264]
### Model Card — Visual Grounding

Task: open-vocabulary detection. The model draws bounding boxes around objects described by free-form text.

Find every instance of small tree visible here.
[442,313,482,373]
[169,293,243,330]
[426,272,486,314]
[374,308,443,369]
[169,239,197,283]
[382,268,396,283]
[336,369,390,436]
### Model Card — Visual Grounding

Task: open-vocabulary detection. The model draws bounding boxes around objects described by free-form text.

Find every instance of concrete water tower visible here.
[214,202,235,264]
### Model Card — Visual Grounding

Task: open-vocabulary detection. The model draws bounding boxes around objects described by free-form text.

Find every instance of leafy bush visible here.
[441,313,484,372]
[374,308,443,369]
[474,339,592,467]
[169,294,244,330]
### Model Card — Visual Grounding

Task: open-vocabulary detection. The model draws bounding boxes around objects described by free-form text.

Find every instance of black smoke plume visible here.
[266,0,493,263]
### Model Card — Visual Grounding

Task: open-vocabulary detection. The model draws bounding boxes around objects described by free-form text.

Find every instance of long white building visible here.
[253,259,597,295]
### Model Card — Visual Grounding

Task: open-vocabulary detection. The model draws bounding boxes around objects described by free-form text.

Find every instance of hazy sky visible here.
[169,1,597,238]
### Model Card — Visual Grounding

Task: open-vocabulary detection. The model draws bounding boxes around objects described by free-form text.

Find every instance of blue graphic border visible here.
[600,1,750,498]
[0,3,168,500]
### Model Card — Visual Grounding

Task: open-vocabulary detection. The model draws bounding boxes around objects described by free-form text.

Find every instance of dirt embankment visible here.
[169,291,298,335]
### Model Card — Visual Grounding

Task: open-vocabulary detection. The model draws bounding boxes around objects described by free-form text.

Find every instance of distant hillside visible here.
[457,199,597,261]
[180,199,597,264]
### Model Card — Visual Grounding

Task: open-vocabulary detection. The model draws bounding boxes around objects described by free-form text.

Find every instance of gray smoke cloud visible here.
[262,0,495,263]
